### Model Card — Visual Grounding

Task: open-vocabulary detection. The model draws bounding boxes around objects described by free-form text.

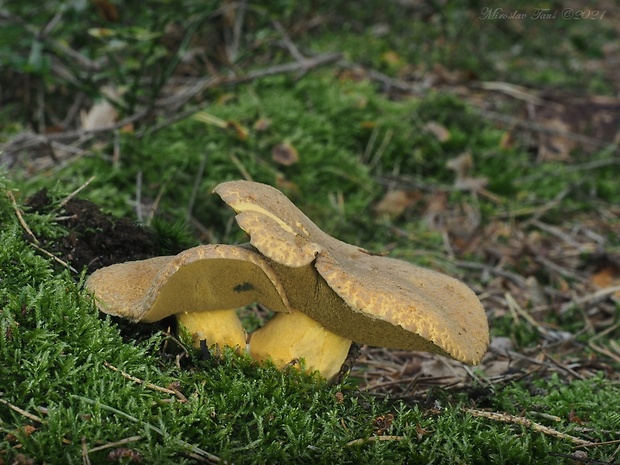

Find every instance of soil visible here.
[25,189,162,273]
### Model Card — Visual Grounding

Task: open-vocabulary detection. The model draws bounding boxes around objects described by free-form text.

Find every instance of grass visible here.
[1,1,620,463]
[1,204,617,463]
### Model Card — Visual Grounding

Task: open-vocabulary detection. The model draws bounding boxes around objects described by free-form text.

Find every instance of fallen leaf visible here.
[446,152,473,179]
[590,261,620,298]
[253,118,271,131]
[374,189,420,219]
[272,143,299,166]
[447,153,488,193]
[80,87,119,130]
[227,120,249,140]
[512,95,620,162]
[381,50,402,66]
[360,120,377,129]
[423,121,451,142]
[372,414,394,435]
[93,0,119,22]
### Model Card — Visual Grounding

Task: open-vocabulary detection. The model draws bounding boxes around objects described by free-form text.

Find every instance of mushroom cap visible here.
[86,244,291,322]
[214,180,489,364]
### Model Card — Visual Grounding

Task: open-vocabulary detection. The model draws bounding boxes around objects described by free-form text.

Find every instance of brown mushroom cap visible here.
[86,244,292,350]
[214,180,489,364]
[86,244,291,322]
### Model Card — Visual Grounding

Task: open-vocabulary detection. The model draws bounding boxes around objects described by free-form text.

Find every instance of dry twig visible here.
[345,435,406,447]
[462,407,595,446]
[0,397,46,424]
[103,362,187,402]
[7,190,38,244]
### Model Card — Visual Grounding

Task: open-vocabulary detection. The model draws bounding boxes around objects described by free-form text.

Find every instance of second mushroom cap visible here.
[214,180,489,365]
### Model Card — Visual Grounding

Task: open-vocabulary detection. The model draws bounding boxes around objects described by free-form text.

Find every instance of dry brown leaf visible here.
[272,143,299,166]
[423,121,451,142]
[591,263,620,298]
[93,0,119,22]
[446,152,473,179]
[227,120,249,140]
[447,153,489,193]
[537,118,575,162]
[372,414,394,435]
[81,87,119,131]
[373,189,421,219]
[381,50,402,66]
[81,100,117,131]
[513,95,620,162]
[253,118,271,132]
[419,357,467,380]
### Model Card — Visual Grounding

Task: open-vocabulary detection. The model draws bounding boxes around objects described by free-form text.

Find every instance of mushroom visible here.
[86,244,291,351]
[213,180,489,379]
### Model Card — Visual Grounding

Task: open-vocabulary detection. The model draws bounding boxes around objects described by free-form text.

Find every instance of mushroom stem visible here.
[177,309,247,352]
[249,310,352,380]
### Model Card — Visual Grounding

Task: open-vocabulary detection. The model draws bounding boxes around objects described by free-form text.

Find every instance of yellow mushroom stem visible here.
[249,310,352,380]
[177,309,247,352]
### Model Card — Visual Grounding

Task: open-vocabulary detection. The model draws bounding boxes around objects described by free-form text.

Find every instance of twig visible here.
[0,398,46,424]
[2,51,342,159]
[82,437,92,465]
[273,20,306,63]
[562,285,620,313]
[345,435,406,447]
[473,108,619,151]
[7,188,78,272]
[338,60,425,95]
[88,435,143,453]
[588,342,620,364]
[227,0,247,62]
[138,51,340,138]
[71,395,219,463]
[505,293,553,338]
[475,81,559,108]
[530,220,587,250]
[103,362,187,402]
[58,176,96,209]
[135,170,143,223]
[31,242,79,274]
[462,407,595,446]
[0,11,102,72]
[576,438,620,448]
[230,153,253,181]
[455,260,528,289]
[7,190,38,244]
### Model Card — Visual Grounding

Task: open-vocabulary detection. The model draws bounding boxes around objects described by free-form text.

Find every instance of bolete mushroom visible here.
[213,180,489,379]
[86,244,291,351]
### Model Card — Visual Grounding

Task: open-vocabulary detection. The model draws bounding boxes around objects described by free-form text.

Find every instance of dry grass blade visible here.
[88,435,143,453]
[71,395,220,464]
[0,397,46,424]
[462,407,595,446]
[345,435,406,447]
[103,362,187,402]
[7,190,38,244]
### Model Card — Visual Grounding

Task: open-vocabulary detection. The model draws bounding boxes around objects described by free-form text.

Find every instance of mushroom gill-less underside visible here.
[86,244,292,351]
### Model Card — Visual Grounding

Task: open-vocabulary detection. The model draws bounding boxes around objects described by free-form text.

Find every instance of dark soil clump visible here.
[26,189,161,273]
